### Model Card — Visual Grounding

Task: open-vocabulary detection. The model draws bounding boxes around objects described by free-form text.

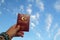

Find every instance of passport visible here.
[17,13,30,32]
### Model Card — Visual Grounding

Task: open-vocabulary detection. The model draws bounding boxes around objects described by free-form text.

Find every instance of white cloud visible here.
[1,0,4,3]
[30,15,36,29]
[54,0,60,12]
[54,29,60,40]
[20,5,24,10]
[12,5,24,16]
[39,2,44,11]
[36,12,40,19]
[26,4,32,14]
[31,22,35,27]
[12,8,20,16]
[35,13,40,25]
[31,13,40,20]
[36,32,41,38]
[30,13,40,29]
[19,5,24,13]
[27,8,32,14]
[36,0,44,11]
[0,0,5,6]
[36,32,43,40]
[30,15,38,25]
[31,15,36,20]
[30,22,36,29]
[45,14,52,32]
[51,23,58,32]
[28,4,32,8]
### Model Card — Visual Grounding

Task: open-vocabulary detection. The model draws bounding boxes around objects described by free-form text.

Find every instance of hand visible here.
[6,24,24,39]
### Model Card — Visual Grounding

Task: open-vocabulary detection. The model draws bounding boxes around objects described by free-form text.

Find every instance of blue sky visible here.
[0,0,60,40]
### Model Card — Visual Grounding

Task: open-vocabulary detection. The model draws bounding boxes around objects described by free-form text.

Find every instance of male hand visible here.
[6,24,24,39]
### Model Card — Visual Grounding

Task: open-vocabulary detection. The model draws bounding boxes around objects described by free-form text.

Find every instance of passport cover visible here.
[17,13,30,32]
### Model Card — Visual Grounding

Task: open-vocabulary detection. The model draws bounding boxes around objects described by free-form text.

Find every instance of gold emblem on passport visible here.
[17,13,30,32]
[21,16,27,21]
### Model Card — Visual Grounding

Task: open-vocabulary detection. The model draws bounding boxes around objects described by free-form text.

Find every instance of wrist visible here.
[0,32,11,40]
[0,36,5,40]
[6,31,13,39]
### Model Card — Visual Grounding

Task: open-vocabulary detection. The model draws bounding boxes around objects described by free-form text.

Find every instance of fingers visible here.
[11,24,24,37]
[16,25,20,31]
[15,31,24,37]
[12,24,20,32]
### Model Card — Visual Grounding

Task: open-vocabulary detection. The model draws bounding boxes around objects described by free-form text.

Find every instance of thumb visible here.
[16,25,20,31]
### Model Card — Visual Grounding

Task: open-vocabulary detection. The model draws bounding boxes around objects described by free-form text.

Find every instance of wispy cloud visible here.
[30,22,36,29]
[0,0,5,6]
[1,0,4,3]
[54,28,60,40]
[36,0,44,11]
[54,0,60,12]
[51,23,58,32]
[45,14,53,32]
[19,5,24,13]
[27,8,32,14]
[30,15,37,29]
[31,12,40,20]
[12,5,24,16]
[20,5,24,10]
[36,32,43,40]
[36,32,41,38]
[31,15,36,20]
[30,13,40,29]
[26,4,32,14]
[28,4,32,7]
[36,12,40,19]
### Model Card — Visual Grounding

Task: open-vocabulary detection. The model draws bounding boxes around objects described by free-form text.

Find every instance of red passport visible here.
[17,13,30,32]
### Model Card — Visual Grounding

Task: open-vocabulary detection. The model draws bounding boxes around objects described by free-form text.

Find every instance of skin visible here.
[6,24,24,39]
